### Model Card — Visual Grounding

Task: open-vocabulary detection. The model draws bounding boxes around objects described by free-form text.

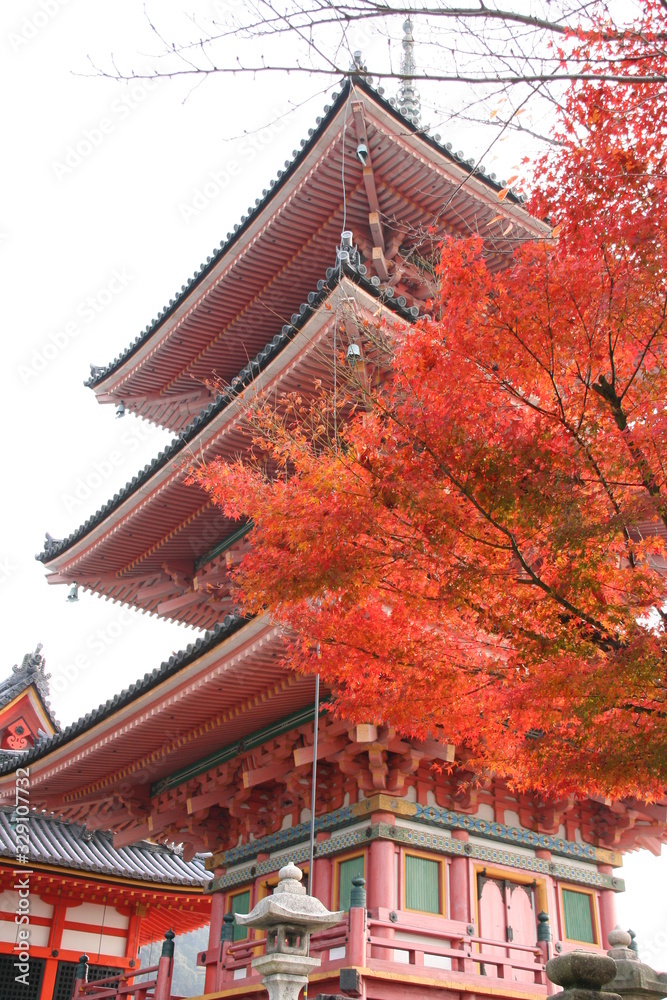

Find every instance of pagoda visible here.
[1,60,666,1000]
[0,649,210,1000]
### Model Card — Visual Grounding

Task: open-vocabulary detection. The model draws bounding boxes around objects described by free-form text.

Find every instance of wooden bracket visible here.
[372,246,390,281]
[242,758,294,789]
[157,591,202,615]
[368,212,384,252]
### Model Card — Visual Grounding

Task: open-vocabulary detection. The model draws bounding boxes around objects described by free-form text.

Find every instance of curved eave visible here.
[0,613,249,779]
[0,858,208,892]
[87,77,541,428]
[86,83,354,392]
[0,617,316,821]
[39,270,415,597]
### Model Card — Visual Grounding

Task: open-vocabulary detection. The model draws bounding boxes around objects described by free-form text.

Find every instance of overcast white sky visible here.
[1,0,665,969]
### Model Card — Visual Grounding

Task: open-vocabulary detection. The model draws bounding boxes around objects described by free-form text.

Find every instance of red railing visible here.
[310,923,349,959]
[72,931,179,1000]
[367,917,546,984]
[75,966,157,1000]
[211,910,548,989]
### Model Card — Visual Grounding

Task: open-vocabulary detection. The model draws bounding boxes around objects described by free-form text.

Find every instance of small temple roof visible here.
[0,613,247,775]
[0,807,207,886]
[85,77,525,399]
[0,644,59,732]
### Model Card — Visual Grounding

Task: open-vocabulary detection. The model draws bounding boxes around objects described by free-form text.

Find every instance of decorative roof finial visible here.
[349,50,369,79]
[13,644,47,681]
[397,17,421,125]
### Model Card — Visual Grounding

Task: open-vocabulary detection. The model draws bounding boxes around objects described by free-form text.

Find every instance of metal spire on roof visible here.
[397,17,421,125]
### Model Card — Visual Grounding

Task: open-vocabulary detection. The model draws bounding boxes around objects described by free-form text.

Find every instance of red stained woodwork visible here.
[90,86,541,433]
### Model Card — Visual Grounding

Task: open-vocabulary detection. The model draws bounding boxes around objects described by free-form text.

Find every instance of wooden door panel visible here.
[506,883,536,982]
[477,875,538,983]
[478,875,507,976]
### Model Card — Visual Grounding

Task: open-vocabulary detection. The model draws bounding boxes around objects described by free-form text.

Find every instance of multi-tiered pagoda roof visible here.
[38,77,546,631]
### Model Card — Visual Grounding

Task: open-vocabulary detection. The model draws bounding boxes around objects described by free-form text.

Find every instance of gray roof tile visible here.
[0,807,207,886]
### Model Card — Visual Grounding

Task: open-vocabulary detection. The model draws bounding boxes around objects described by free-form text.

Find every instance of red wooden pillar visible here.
[313,834,332,907]
[43,890,66,1000]
[449,831,470,923]
[205,888,225,993]
[450,831,474,972]
[367,831,395,912]
[125,904,141,966]
[598,866,617,949]
[154,929,175,1000]
[41,957,59,1000]
[367,824,395,961]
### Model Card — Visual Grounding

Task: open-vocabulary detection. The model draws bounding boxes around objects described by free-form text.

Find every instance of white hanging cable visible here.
[307,672,320,889]
[307,89,353,916]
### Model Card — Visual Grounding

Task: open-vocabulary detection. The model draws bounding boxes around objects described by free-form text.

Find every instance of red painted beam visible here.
[113,824,151,849]
[157,591,202,615]
[242,758,295,790]
[293,736,348,768]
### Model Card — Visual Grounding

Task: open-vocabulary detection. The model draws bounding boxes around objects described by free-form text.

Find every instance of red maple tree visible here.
[194,1,667,799]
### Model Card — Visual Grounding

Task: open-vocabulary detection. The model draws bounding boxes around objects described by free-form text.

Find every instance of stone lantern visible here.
[546,949,622,1000]
[234,862,343,1000]
[607,927,667,1000]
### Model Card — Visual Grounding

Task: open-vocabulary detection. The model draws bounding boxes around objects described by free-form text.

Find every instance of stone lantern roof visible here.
[235,862,343,934]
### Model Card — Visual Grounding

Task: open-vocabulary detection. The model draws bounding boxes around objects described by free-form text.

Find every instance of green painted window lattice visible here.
[338,855,365,911]
[562,889,595,943]
[230,889,251,941]
[405,854,441,913]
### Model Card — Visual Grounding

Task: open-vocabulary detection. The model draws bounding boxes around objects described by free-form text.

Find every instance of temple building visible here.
[0,647,58,756]
[0,649,210,1000]
[1,67,666,1000]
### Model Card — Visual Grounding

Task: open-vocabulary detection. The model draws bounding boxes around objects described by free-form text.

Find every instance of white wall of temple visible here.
[65,901,130,929]
[0,889,52,947]
[59,901,130,957]
[60,927,127,958]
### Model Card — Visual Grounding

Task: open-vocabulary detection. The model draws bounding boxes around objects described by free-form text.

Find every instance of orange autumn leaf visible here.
[192,0,667,802]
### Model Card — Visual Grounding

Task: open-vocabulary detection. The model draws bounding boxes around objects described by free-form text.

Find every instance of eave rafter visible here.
[159,186,351,400]
[352,100,392,282]
[58,675,295,806]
